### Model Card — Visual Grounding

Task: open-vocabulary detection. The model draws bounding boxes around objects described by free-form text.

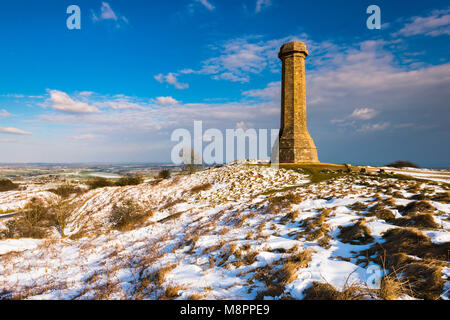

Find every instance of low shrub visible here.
[88,176,144,189]
[109,199,146,230]
[49,184,83,198]
[0,179,18,192]
[23,198,49,226]
[158,170,171,180]
[0,198,54,239]
[385,161,419,168]
[87,177,115,189]
[115,175,143,187]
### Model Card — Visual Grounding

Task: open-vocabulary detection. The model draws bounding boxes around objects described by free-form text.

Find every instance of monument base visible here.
[279,147,319,163]
[278,132,319,163]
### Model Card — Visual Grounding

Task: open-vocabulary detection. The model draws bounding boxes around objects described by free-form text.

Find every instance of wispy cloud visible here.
[70,134,95,141]
[41,90,150,113]
[0,138,18,143]
[357,122,390,132]
[255,0,272,13]
[0,94,25,98]
[396,7,450,37]
[154,73,189,89]
[349,108,378,120]
[196,0,215,11]
[243,81,280,101]
[156,96,179,105]
[0,127,32,135]
[92,2,129,28]
[0,109,12,118]
[331,107,381,131]
[180,35,306,83]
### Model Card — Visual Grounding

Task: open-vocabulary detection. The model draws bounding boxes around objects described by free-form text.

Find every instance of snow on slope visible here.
[0,185,58,212]
[0,162,449,300]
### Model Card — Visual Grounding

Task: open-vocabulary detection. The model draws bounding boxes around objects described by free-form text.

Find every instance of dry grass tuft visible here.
[303,281,367,300]
[392,213,440,229]
[268,192,303,213]
[368,203,395,221]
[254,249,313,300]
[399,200,436,216]
[160,285,183,300]
[360,228,449,299]
[348,201,368,211]
[190,183,212,194]
[338,220,374,245]
[377,273,409,300]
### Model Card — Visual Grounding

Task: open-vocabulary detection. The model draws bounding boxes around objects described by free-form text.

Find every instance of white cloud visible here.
[357,122,390,132]
[0,127,32,135]
[196,0,215,11]
[78,91,94,97]
[95,101,144,110]
[396,8,450,37]
[243,81,280,101]
[154,73,189,89]
[45,90,100,114]
[0,109,12,118]
[0,138,18,143]
[92,2,128,27]
[307,39,450,114]
[156,96,179,105]
[0,94,25,98]
[255,0,272,13]
[349,108,378,120]
[189,35,305,83]
[70,134,95,141]
[330,107,378,129]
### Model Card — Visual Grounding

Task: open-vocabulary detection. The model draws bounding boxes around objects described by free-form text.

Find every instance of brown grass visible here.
[392,213,440,229]
[298,209,332,242]
[348,201,368,211]
[244,250,259,265]
[399,200,436,216]
[360,228,449,299]
[303,281,367,300]
[254,249,313,300]
[160,285,183,300]
[268,192,303,213]
[190,183,212,194]
[376,272,409,300]
[338,220,374,245]
[367,203,395,221]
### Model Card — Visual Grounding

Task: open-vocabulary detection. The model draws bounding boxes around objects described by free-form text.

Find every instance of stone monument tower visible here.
[277,41,319,163]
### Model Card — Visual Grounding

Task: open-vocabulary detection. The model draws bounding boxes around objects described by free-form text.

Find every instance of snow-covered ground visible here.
[0,162,448,300]
[380,167,450,183]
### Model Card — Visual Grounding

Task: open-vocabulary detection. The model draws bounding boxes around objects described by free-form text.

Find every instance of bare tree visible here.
[180,147,202,174]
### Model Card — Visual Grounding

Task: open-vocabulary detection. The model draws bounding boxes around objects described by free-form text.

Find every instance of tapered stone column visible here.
[278,41,319,163]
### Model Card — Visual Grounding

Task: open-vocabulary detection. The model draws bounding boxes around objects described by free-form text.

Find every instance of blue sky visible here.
[0,0,449,166]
